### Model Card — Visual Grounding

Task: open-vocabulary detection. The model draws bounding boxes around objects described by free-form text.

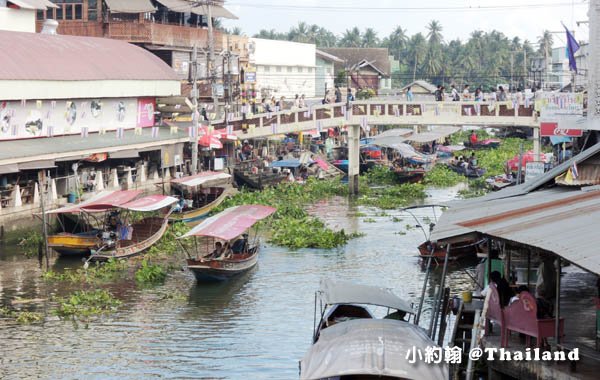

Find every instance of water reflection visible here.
[0,185,475,379]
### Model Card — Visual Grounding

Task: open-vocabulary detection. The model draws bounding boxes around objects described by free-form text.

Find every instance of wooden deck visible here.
[483,267,600,379]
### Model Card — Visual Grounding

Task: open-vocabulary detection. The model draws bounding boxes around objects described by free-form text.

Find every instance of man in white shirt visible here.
[462,84,470,100]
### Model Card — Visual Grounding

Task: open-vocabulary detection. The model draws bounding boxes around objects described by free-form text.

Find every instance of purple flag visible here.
[564,24,580,73]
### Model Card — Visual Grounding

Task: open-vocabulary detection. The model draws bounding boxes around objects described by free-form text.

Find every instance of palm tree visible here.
[362,28,380,48]
[254,29,281,40]
[406,33,427,82]
[339,27,362,47]
[289,22,310,43]
[424,20,444,80]
[426,20,443,46]
[229,27,243,36]
[384,26,408,61]
[315,27,337,47]
[537,30,553,57]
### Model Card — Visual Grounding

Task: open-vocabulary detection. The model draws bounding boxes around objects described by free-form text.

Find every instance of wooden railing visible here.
[107,22,222,49]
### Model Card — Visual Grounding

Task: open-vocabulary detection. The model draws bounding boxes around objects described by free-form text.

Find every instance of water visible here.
[0,186,475,379]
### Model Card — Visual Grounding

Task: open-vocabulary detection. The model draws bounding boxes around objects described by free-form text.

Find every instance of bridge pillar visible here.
[533,126,541,160]
[348,124,360,195]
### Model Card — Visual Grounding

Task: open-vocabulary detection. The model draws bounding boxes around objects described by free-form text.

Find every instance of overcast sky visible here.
[222,0,590,46]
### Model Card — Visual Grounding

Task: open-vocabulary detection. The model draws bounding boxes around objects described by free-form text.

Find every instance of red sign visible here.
[137,98,156,128]
[540,122,583,137]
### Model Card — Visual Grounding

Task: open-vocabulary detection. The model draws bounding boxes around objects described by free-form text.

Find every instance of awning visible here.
[8,0,57,10]
[431,188,600,276]
[300,319,448,380]
[405,126,461,143]
[109,150,140,159]
[46,190,142,214]
[180,205,276,240]
[171,171,231,187]
[319,279,414,314]
[0,164,19,175]
[155,0,238,19]
[120,195,178,212]
[18,160,57,170]
[104,0,156,13]
[272,159,305,168]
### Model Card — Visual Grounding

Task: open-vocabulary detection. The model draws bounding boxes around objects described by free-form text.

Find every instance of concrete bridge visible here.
[216,100,540,194]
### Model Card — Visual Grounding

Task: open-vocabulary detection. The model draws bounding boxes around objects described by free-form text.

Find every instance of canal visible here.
[0,186,475,379]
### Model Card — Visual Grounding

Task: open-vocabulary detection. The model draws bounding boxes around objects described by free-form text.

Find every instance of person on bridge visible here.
[347,88,355,102]
[451,85,460,101]
[498,86,507,101]
[406,86,414,101]
[434,85,443,101]
[470,131,478,145]
[462,84,470,100]
[335,86,342,103]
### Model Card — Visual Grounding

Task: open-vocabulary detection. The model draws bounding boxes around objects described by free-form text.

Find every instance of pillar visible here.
[533,126,541,161]
[109,169,119,189]
[10,184,22,207]
[125,167,133,189]
[163,167,171,180]
[49,178,57,203]
[348,124,360,195]
[95,170,104,191]
[136,164,146,184]
[150,167,159,181]
[33,182,40,206]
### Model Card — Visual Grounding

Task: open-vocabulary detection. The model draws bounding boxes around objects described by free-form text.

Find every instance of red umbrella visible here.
[199,134,223,149]
[507,150,546,171]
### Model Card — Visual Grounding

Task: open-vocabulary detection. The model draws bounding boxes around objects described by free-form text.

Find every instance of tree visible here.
[406,33,427,82]
[339,27,362,47]
[383,26,408,61]
[424,20,444,80]
[537,30,553,57]
[362,28,380,48]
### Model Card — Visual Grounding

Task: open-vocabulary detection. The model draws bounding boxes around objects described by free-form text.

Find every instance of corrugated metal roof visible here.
[9,0,57,10]
[315,50,344,63]
[104,0,155,13]
[431,187,600,275]
[406,126,461,143]
[0,30,178,81]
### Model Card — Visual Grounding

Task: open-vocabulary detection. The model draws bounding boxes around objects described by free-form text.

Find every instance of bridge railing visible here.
[211,100,538,136]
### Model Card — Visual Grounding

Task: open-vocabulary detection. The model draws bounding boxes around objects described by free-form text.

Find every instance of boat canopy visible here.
[386,143,436,162]
[171,171,231,188]
[180,205,276,241]
[300,319,448,380]
[271,159,313,168]
[120,195,178,212]
[405,126,461,143]
[46,190,142,214]
[319,279,414,314]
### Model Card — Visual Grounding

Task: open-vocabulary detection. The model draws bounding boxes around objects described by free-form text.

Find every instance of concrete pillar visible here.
[533,126,541,161]
[150,167,159,181]
[136,164,146,184]
[109,169,119,189]
[10,184,22,207]
[49,178,57,203]
[163,168,171,180]
[348,124,360,195]
[125,167,133,189]
[95,170,104,191]
[33,182,40,206]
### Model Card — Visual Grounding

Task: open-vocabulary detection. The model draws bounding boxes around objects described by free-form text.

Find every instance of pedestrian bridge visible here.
[215,100,539,139]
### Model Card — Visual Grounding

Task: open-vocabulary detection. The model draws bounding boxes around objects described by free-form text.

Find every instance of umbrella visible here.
[507,150,547,171]
[199,134,223,149]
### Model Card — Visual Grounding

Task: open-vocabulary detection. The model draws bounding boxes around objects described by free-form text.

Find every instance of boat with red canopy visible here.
[179,204,276,282]
[89,195,178,261]
[45,190,142,257]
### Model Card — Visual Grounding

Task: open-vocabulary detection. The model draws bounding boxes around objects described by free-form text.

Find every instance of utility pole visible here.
[206,1,219,126]
[191,44,199,175]
[523,49,527,89]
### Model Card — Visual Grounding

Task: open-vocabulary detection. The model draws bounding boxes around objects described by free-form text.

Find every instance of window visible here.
[263,66,270,72]
[297,67,303,73]
[307,67,313,73]
[287,67,292,73]
[276,66,282,72]
[49,1,85,21]
[36,10,44,20]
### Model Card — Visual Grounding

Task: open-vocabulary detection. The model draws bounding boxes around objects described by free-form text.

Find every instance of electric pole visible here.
[207,1,219,125]
[191,44,199,174]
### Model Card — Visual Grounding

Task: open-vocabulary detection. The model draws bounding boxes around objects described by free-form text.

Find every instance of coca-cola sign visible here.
[540,122,583,137]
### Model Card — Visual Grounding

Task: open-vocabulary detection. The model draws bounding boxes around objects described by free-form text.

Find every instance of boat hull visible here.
[47,232,100,257]
[187,249,259,282]
[169,188,234,224]
[394,169,426,184]
[418,239,486,261]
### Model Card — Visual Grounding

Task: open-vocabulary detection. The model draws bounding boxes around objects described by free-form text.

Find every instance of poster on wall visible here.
[0,98,143,141]
[137,98,155,128]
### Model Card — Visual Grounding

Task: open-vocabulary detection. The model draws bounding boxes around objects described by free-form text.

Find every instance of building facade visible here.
[250,38,316,99]
[320,48,392,92]
[0,0,55,32]
[315,50,343,98]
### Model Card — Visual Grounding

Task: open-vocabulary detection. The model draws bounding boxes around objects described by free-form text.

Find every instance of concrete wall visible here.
[0,7,35,33]
[250,38,316,98]
[316,57,335,97]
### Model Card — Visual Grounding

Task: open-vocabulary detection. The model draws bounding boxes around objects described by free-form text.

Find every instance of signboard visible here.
[137,98,156,128]
[540,122,583,137]
[161,143,184,169]
[525,161,545,183]
[538,93,584,119]
[244,67,257,84]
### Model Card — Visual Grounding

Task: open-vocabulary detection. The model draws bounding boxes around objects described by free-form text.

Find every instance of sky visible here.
[221,0,590,46]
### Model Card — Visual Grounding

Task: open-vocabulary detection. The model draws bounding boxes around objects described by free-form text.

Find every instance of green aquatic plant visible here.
[53,289,121,320]
[357,183,426,210]
[0,307,44,324]
[363,218,377,223]
[135,259,167,285]
[365,165,397,185]
[42,258,127,284]
[423,165,465,187]
[17,231,44,258]
[270,216,363,249]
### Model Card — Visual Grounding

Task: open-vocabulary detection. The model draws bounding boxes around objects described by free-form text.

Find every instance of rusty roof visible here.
[0,30,178,81]
[320,48,391,76]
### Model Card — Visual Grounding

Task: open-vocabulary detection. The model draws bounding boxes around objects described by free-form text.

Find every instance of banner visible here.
[540,122,583,137]
[137,98,156,128]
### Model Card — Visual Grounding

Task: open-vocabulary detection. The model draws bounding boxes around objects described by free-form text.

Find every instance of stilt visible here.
[49,178,57,203]
[136,164,146,184]
[33,182,40,206]
[125,167,133,189]
[347,124,360,195]
[109,169,119,189]
[95,170,104,191]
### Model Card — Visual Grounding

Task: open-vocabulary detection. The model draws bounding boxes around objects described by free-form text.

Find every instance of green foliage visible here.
[53,289,121,320]
[17,231,44,258]
[423,165,465,187]
[458,178,490,199]
[365,166,397,186]
[356,88,376,99]
[42,258,127,284]
[270,217,363,249]
[470,137,532,177]
[363,218,376,223]
[0,306,43,324]
[147,222,190,257]
[135,260,167,285]
[357,183,426,210]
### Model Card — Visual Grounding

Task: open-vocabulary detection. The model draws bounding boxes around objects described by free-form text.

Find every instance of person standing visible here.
[451,84,460,101]
[474,87,483,101]
[293,94,300,108]
[299,94,306,108]
[347,88,354,102]
[462,84,470,100]
[335,86,342,103]
[498,86,507,101]
[434,85,443,101]
[406,86,414,101]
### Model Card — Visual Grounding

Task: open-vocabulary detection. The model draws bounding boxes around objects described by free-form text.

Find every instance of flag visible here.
[464,107,472,116]
[151,126,159,138]
[304,111,310,118]
[134,127,142,136]
[81,127,88,138]
[226,124,233,135]
[11,125,18,136]
[564,23,580,73]
[345,107,351,121]
[116,127,124,139]
[316,120,322,133]
[394,107,400,117]
[47,125,54,137]
[572,162,579,179]
[271,123,277,134]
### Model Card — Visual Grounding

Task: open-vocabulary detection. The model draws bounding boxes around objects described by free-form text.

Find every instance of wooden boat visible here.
[418,237,487,261]
[463,138,501,149]
[394,166,426,184]
[169,171,234,224]
[446,162,487,178]
[233,161,286,190]
[45,190,142,257]
[179,204,276,282]
[89,195,178,261]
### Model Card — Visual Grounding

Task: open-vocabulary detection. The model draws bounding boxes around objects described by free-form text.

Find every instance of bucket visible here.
[461,291,473,303]
[67,192,77,203]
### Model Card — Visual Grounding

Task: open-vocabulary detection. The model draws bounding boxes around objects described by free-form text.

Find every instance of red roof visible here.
[46,190,142,214]
[0,30,178,81]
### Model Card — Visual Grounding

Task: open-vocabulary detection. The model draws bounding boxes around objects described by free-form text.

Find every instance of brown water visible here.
[0,186,476,379]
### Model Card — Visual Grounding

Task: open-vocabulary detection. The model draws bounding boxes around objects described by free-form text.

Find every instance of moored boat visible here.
[45,190,142,257]
[463,138,501,149]
[418,237,487,261]
[446,162,487,177]
[89,195,178,261]
[169,171,235,224]
[179,204,276,282]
